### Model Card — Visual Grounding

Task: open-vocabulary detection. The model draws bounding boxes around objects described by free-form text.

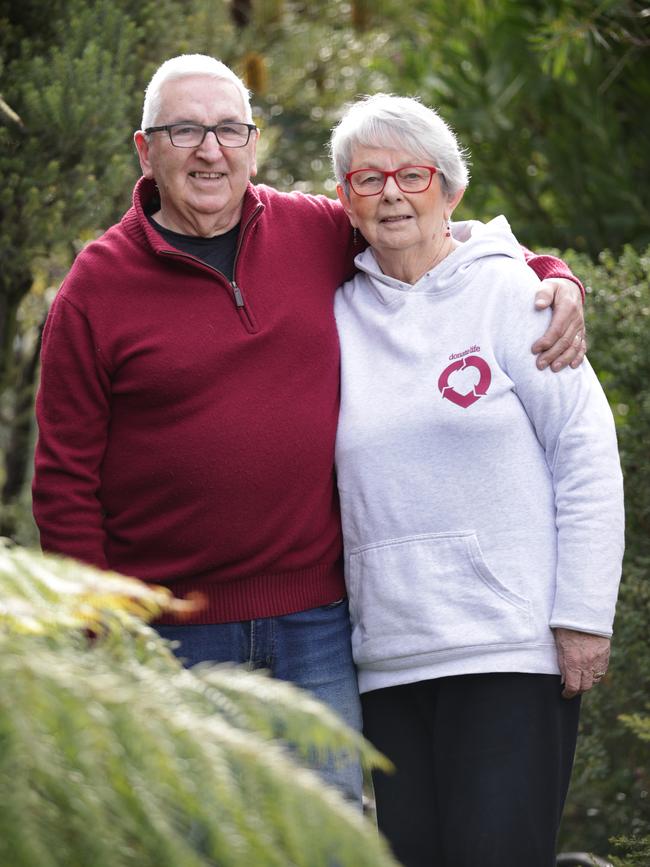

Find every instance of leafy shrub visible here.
[0,539,397,867]
[555,246,650,862]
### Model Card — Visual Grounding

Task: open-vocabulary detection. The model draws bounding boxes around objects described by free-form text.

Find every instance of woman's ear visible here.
[446,187,466,220]
[336,183,358,227]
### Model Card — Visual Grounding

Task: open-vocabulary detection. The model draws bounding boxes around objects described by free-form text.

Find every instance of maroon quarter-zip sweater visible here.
[33,176,583,623]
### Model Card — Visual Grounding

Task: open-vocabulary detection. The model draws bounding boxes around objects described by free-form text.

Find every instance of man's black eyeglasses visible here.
[144,122,258,149]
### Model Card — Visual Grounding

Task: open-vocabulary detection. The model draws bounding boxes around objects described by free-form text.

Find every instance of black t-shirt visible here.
[148,214,239,283]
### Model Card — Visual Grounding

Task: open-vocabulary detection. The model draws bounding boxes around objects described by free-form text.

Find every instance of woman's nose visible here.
[382,176,403,199]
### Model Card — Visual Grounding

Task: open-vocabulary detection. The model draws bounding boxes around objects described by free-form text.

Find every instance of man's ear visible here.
[336,183,357,228]
[248,127,260,179]
[134,130,155,179]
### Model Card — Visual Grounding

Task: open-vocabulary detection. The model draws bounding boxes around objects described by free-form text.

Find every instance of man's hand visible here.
[554,627,611,699]
[531,278,586,371]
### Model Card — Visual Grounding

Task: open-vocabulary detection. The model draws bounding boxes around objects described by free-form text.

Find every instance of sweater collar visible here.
[125,176,265,254]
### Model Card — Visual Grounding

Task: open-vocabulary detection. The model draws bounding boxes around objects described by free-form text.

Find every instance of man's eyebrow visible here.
[167,117,245,125]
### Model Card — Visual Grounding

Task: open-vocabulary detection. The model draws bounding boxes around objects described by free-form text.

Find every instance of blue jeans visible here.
[156,599,363,804]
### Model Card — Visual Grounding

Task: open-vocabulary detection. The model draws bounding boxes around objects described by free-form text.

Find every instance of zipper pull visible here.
[232,281,245,308]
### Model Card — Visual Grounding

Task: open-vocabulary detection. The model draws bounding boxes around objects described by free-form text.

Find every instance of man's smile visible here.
[189,171,226,179]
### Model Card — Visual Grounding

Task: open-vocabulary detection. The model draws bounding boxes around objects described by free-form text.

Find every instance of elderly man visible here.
[32,55,586,803]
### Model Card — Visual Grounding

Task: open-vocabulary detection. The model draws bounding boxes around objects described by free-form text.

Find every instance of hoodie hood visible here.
[353,215,527,305]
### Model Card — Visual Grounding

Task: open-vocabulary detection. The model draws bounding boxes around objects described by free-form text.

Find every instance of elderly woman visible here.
[330,94,624,867]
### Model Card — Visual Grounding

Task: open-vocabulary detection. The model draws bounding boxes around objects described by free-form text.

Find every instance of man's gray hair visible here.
[141,54,252,129]
[330,93,470,197]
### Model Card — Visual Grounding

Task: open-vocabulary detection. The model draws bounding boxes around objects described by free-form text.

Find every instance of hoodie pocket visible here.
[347,530,533,666]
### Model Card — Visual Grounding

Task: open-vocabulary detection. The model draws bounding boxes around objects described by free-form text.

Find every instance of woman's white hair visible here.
[330,93,470,197]
[141,54,252,129]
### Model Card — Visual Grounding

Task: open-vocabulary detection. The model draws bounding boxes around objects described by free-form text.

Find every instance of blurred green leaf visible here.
[0,540,398,867]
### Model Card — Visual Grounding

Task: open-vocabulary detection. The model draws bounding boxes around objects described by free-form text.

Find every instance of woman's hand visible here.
[554,627,611,699]
[532,278,586,371]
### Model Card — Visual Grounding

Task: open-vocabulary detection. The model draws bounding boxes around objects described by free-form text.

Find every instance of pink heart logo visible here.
[438,355,492,408]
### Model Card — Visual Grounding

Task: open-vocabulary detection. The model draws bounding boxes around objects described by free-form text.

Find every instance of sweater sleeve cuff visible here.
[520,247,586,302]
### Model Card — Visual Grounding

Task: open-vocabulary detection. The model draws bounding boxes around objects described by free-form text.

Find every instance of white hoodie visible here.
[334,217,624,695]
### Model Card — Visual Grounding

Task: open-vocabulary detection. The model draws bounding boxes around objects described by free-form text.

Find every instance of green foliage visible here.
[2,3,650,858]
[365,0,650,256]
[552,246,650,861]
[228,0,389,194]
[619,712,650,744]
[0,0,141,528]
[0,539,397,867]
[610,833,650,867]
[565,245,650,554]
[2,1,138,280]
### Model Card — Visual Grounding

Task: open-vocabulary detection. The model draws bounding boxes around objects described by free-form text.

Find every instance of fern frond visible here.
[0,541,399,867]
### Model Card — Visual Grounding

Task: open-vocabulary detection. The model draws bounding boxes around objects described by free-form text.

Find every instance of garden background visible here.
[1,1,649,863]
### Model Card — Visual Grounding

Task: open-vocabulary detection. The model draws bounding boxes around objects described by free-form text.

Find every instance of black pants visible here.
[362,673,580,867]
